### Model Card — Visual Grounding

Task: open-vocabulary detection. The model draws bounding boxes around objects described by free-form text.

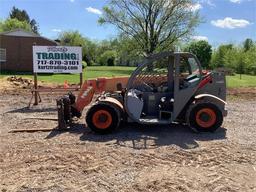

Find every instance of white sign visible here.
[33,46,82,73]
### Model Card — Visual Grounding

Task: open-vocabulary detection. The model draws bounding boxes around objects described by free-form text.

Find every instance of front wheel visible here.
[186,102,223,132]
[86,102,121,134]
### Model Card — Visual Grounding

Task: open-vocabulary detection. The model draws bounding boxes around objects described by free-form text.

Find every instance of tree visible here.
[83,40,98,66]
[99,0,200,56]
[29,19,39,34]
[9,6,39,34]
[242,46,256,75]
[59,31,86,46]
[209,40,256,76]
[99,50,117,66]
[243,38,254,52]
[184,40,212,68]
[0,18,32,32]
[210,44,233,68]
[9,7,30,22]
[222,48,239,70]
[58,31,101,66]
[59,30,88,62]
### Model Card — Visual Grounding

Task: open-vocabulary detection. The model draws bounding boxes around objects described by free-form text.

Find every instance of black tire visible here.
[86,102,121,134]
[186,102,223,132]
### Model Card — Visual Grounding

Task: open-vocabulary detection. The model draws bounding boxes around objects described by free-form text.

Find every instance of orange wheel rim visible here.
[196,108,216,128]
[92,110,112,129]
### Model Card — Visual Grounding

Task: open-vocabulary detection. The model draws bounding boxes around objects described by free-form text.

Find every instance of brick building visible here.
[0,29,58,72]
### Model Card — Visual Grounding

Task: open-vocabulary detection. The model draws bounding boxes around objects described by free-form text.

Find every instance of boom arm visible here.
[57,76,128,129]
[75,76,129,113]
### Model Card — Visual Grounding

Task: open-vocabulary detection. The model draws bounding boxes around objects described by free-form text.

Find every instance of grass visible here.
[0,66,255,87]
[226,74,256,88]
[0,66,136,84]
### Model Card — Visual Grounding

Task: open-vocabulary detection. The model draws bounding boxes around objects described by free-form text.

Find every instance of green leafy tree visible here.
[242,47,256,75]
[116,35,142,66]
[237,54,245,79]
[210,44,233,68]
[99,50,117,66]
[222,47,244,77]
[243,38,254,52]
[59,31,86,46]
[96,40,113,57]
[184,40,212,69]
[58,31,103,66]
[9,7,30,22]
[0,18,32,32]
[59,30,91,64]
[209,39,256,76]
[99,0,200,56]
[83,40,98,66]
[222,48,239,69]
[30,19,39,34]
[9,6,39,34]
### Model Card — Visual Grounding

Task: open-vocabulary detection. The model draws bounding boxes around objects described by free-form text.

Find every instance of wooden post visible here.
[34,72,38,105]
[80,73,83,88]
[79,45,83,89]
[32,42,39,105]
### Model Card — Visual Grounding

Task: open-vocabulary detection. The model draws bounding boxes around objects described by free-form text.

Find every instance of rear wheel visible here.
[86,103,121,134]
[187,102,223,132]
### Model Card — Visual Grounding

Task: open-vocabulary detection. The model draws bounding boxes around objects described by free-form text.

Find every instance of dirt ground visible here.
[0,82,256,191]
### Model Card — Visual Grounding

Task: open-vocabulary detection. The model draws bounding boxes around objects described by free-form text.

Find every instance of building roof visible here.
[0,29,58,44]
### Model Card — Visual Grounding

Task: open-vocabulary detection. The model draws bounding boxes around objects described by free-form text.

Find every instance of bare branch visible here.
[100,0,200,55]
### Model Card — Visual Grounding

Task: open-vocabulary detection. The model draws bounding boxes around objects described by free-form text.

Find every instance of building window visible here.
[0,48,6,62]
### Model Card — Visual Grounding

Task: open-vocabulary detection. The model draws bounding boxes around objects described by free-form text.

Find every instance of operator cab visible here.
[179,56,201,89]
[125,52,202,124]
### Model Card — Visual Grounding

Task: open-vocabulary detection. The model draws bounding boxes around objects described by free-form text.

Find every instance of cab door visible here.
[173,53,202,120]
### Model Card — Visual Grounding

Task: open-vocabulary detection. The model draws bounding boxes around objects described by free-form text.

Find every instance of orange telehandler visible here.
[57,52,227,134]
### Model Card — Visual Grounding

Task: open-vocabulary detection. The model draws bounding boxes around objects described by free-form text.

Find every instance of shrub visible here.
[82,61,87,69]
[99,50,117,66]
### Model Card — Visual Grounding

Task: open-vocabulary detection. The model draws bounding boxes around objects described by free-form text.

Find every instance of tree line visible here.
[210,39,256,75]
[0,6,39,34]
[57,31,142,67]
[0,3,255,75]
[59,31,256,76]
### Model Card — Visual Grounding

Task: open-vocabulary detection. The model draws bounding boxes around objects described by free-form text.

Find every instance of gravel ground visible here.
[0,90,255,192]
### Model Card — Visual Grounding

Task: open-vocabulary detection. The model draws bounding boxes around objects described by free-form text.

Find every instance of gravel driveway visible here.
[0,91,255,192]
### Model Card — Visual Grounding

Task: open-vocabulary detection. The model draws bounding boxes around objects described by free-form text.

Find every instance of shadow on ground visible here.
[46,122,227,150]
[6,106,56,114]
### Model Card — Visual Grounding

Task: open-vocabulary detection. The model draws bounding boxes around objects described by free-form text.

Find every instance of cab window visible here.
[179,56,201,89]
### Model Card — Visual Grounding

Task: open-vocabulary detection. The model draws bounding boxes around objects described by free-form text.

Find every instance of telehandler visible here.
[57,52,227,134]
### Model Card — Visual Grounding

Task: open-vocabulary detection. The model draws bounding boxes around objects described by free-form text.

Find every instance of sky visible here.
[0,0,255,46]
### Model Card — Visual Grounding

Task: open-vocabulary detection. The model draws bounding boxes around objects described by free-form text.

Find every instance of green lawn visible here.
[0,66,136,84]
[226,74,256,88]
[0,67,255,87]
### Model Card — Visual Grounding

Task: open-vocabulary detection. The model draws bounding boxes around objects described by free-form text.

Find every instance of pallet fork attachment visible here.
[57,96,71,130]
[56,86,95,129]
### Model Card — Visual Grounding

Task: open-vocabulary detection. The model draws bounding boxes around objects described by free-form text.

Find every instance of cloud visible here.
[70,0,75,2]
[192,36,208,41]
[230,0,241,3]
[191,3,202,11]
[86,7,102,15]
[229,0,252,3]
[165,2,203,11]
[52,29,62,32]
[177,2,202,12]
[189,3,203,11]
[211,17,251,29]
[200,0,215,7]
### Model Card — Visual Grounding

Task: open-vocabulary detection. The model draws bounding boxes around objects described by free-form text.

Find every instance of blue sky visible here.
[0,0,255,46]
